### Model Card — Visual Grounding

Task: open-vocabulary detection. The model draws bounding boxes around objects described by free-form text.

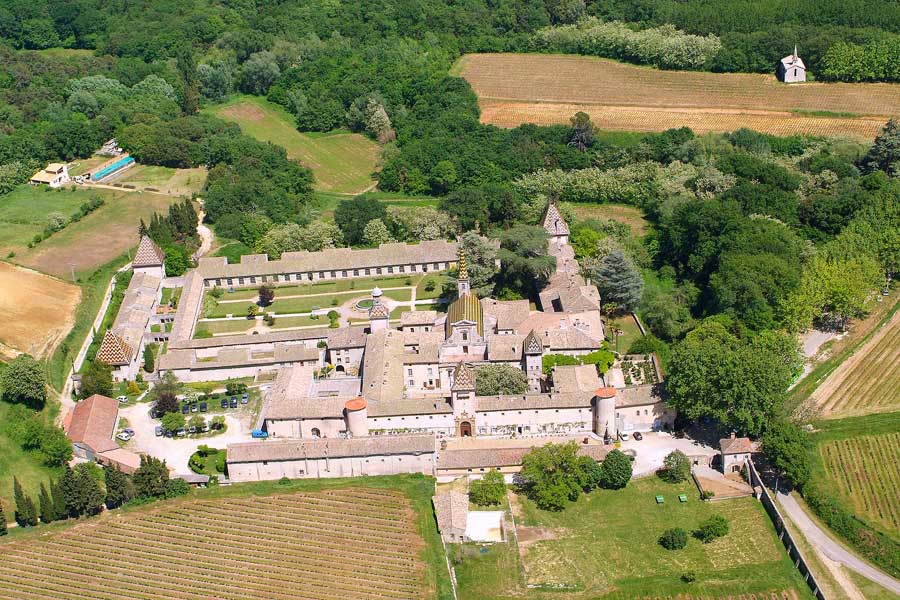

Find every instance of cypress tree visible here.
[13,478,37,527]
[38,482,55,523]
[104,465,134,509]
[0,503,7,535]
[51,477,67,521]
[60,464,79,518]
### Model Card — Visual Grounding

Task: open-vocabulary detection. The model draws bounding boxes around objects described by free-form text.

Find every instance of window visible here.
[353,269,359,276]
[399,265,405,273]
[238,277,244,285]
[342,270,347,277]
[461,331,468,341]
[387,267,393,274]
[330,271,336,278]
[365,268,371,275]
[408,380,414,386]
[250,277,256,284]
[311,428,321,438]
[407,368,413,376]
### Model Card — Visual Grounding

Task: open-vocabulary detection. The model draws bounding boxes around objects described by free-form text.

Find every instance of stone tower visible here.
[451,362,477,437]
[523,330,543,393]
[594,387,617,444]
[368,286,389,331]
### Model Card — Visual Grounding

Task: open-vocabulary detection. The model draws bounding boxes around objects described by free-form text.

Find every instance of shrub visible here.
[660,450,691,483]
[598,449,632,489]
[278,476,291,485]
[469,471,506,506]
[694,515,729,543]
[681,571,697,583]
[659,527,688,550]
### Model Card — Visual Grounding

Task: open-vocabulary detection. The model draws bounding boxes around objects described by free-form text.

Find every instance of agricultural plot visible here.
[209,96,379,194]
[819,431,900,538]
[563,202,650,237]
[0,185,102,255]
[115,165,207,196]
[0,262,80,358]
[13,190,181,278]
[0,488,431,600]
[808,307,900,418]
[459,54,900,139]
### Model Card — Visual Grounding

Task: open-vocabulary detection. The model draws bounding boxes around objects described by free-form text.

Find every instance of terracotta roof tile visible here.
[96,330,133,365]
[133,235,165,268]
[66,394,119,454]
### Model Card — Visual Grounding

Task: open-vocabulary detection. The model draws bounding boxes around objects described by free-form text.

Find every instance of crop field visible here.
[819,431,900,537]
[808,306,900,418]
[0,262,81,358]
[453,478,809,599]
[13,189,179,278]
[209,96,379,195]
[458,54,900,139]
[0,487,432,600]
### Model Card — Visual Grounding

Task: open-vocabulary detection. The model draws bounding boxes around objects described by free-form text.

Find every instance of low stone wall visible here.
[747,459,827,600]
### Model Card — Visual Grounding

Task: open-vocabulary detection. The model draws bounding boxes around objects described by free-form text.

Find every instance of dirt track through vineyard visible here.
[460,54,900,139]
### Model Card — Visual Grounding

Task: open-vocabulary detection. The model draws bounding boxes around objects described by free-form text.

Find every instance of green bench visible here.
[679,494,688,503]
[655,495,664,504]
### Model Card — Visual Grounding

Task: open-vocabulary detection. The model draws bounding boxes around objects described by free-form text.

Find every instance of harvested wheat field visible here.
[460,54,900,139]
[0,488,432,600]
[0,262,80,358]
[810,308,900,418]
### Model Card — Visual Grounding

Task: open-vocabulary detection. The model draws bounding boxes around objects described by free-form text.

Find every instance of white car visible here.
[619,432,630,441]
[116,395,128,403]
[116,432,132,441]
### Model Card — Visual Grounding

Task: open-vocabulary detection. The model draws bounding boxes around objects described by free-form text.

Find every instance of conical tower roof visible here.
[541,202,569,236]
[524,330,543,355]
[452,362,475,391]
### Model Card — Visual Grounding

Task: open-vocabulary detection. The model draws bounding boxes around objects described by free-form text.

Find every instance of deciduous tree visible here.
[474,364,528,396]
[80,360,113,399]
[1,354,47,409]
[518,442,584,511]
[468,471,506,506]
[661,450,691,483]
[133,456,171,499]
[762,418,812,491]
[598,449,632,489]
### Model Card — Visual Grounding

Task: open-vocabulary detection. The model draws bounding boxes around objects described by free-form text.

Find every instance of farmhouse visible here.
[64,394,141,473]
[222,205,674,481]
[719,433,756,474]
[777,46,806,83]
[30,163,70,187]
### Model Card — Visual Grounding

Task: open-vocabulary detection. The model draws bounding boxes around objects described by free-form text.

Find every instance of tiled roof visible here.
[369,302,390,319]
[326,326,368,349]
[66,394,119,454]
[552,364,601,394]
[524,330,542,355]
[438,444,606,470]
[433,484,468,533]
[227,434,436,463]
[362,329,405,402]
[132,235,165,268]
[720,435,755,455]
[447,292,483,336]
[452,362,475,391]
[401,310,438,326]
[481,298,530,332]
[197,240,458,279]
[615,384,667,408]
[96,330,133,365]
[542,203,570,236]
[159,343,319,371]
[486,334,524,361]
[476,392,592,411]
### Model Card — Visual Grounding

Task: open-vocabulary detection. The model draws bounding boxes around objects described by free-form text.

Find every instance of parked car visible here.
[633,431,643,441]
[155,426,163,437]
[176,428,186,437]
[116,395,128,403]
[251,429,268,439]
[199,402,208,412]
[619,432,630,441]
[240,396,249,405]
[220,398,229,409]
[164,429,174,438]
[124,428,135,436]
[181,404,190,415]
[242,393,249,400]
[191,403,199,413]
[188,426,197,434]
[201,424,209,433]
[116,432,132,441]
[230,398,238,409]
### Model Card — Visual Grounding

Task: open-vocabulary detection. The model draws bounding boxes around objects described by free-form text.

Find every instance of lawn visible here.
[208,95,379,195]
[454,478,811,599]
[0,185,102,256]
[313,190,440,219]
[194,319,256,337]
[606,314,643,354]
[563,202,651,237]
[416,274,450,300]
[115,165,207,196]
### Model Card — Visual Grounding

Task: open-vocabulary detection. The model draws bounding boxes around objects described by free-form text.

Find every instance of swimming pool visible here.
[92,155,135,181]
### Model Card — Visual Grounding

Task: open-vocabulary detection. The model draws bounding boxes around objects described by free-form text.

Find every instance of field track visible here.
[0,488,429,600]
[820,432,900,537]
[0,262,80,358]
[460,54,900,139]
[809,307,900,418]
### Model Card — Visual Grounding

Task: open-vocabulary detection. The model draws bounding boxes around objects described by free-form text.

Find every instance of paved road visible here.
[777,491,900,595]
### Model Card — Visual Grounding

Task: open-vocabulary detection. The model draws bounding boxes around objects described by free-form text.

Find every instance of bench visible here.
[655,495,664,504]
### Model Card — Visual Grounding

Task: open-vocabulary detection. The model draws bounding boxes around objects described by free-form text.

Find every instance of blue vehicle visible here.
[251,429,268,439]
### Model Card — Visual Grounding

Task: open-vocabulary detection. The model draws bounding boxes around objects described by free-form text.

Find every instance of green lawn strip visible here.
[213,240,254,263]
[607,314,643,354]
[390,306,411,320]
[416,274,449,300]
[207,95,379,194]
[270,315,324,328]
[46,253,131,391]
[846,568,900,599]
[194,319,255,337]
[0,473,454,599]
[381,288,412,302]
[786,291,900,414]
[0,402,62,524]
[458,478,810,598]
[80,269,134,371]
[217,274,417,301]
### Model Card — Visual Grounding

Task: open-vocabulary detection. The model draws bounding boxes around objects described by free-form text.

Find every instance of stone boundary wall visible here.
[747,459,827,600]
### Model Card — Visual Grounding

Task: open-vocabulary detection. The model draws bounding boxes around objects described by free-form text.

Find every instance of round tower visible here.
[368,287,389,331]
[345,396,369,438]
[594,387,617,443]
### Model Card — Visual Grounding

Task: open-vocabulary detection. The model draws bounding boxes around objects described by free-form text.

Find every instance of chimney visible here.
[730,432,736,439]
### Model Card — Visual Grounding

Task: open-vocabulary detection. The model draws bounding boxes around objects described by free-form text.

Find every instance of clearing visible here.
[0,479,449,600]
[812,412,900,544]
[453,478,809,599]
[114,165,207,196]
[209,95,379,195]
[12,189,180,278]
[563,202,650,237]
[458,53,900,139]
[807,299,900,418]
[0,262,80,358]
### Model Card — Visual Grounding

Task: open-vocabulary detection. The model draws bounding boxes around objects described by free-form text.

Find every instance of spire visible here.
[451,362,475,391]
[793,45,798,60]
[457,248,469,281]
[456,245,471,297]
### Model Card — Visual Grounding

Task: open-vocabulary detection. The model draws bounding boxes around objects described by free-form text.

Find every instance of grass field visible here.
[0,475,451,600]
[607,313,643,354]
[0,185,100,255]
[458,53,900,139]
[115,165,207,196]
[812,412,900,543]
[0,262,81,359]
[807,297,900,418]
[563,202,651,237]
[453,478,809,599]
[313,191,440,219]
[4,186,180,278]
[209,95,379,195]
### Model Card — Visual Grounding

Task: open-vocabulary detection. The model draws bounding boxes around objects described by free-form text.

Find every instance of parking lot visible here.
[620,431,717,477]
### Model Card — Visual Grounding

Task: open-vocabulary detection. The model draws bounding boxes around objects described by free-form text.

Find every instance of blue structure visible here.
[91,155,135,182]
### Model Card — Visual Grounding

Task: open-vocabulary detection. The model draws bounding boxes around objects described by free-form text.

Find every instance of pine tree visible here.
[51,477,67,521]
[38,482,55,523]
[13,477,37,527]
[104,465,134,509]
[0,503,7,536]
[590,249,644,312]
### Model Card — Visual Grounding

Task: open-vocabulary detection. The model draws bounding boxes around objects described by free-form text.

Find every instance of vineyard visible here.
[819,432,900,537]
[0,487,432,600]
[459,54,900,139]
[809,306,900,418]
